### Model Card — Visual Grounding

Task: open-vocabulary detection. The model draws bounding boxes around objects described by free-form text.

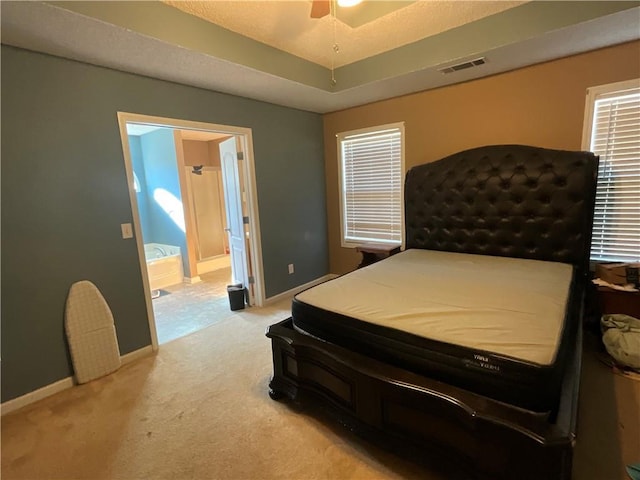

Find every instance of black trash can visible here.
[227,284,245,311]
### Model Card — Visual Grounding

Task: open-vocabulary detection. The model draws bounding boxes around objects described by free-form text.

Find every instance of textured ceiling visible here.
[163,0,524,68]
[2,1,639,113]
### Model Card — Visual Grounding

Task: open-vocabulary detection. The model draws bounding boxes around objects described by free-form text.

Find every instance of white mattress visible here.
[296,249,573,366]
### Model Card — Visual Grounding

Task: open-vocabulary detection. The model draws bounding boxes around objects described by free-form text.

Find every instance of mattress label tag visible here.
[470,354,501,372]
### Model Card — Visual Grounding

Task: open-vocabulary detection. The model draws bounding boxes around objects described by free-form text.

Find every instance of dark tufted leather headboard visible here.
[405,145,598,274]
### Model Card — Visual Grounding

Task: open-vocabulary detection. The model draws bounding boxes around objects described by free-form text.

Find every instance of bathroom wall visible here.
[128,135,153,241]
[138,129,191,278]
[183,140,213,166]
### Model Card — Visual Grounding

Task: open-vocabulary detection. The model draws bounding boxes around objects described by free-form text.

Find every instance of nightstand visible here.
[597,286,640,318]
[356,243,401,268]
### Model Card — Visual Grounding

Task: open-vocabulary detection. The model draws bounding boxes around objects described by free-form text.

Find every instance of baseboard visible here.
[1,376,75,416]
[183,275,202,284]
[197,255,231,275]
[1,345,154,416]
[264,274,338,305]
[121,345,154,364]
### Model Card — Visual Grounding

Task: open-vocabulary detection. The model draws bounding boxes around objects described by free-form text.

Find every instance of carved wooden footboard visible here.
[267,317,581,480]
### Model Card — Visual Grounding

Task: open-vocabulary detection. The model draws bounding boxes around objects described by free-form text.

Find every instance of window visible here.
[337,123,405,247]
[582,79,640,262]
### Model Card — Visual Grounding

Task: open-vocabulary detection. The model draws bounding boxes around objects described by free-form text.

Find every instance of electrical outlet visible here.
[288,263,294,274]
[121,223,133,239]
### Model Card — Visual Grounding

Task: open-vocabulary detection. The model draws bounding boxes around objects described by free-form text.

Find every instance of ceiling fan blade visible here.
[310,0,330,18]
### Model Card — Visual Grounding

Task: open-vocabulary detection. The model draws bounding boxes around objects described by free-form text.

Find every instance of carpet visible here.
[1,299,434,479]
[1,298,639,479]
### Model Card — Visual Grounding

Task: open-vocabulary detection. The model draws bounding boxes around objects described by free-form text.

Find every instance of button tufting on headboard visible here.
[405,145,598,273]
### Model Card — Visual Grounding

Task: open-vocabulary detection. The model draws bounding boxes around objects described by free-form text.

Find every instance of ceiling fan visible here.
[310,0,363,19]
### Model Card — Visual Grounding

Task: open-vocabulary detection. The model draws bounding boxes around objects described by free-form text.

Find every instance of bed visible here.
[266,144,598,480]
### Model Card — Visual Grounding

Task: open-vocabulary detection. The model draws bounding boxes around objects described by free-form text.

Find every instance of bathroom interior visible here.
[127,124,242,344]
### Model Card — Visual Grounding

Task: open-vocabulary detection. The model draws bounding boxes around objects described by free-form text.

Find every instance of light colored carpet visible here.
[2,298,638,480]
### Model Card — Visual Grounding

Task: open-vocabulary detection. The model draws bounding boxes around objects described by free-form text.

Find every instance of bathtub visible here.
[144,243,184,291]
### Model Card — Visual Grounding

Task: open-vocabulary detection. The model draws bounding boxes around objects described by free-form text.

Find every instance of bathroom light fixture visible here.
[192,165,203,175]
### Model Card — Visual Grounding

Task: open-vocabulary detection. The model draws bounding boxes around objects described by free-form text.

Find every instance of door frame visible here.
[117,112,265,350]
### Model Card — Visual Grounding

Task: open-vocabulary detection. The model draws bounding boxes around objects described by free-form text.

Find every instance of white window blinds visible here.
[338,124,404,246]
[584,80,640,262]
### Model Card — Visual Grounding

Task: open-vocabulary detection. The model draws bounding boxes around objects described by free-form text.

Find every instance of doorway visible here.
[117,113,265,350]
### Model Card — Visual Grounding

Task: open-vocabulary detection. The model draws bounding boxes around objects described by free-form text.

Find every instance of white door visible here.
[219,137,251,304]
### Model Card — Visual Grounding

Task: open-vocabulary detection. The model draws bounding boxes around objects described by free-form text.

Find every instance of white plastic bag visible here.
[601,314,640,371]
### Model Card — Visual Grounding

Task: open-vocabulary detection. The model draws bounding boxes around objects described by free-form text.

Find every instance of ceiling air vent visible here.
[438,57,486,74]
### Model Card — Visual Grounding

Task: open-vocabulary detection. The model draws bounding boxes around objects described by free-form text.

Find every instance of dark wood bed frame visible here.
[267,145,599,480]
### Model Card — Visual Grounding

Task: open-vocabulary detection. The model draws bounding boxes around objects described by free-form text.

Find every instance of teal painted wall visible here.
[1,45,328,402]
[137,129,190,278]
[128,135,153,242]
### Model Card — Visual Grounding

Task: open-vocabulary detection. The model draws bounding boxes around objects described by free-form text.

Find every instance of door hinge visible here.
[248,276,255,284]
[237,152,244,160]
[242,216,250,224]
